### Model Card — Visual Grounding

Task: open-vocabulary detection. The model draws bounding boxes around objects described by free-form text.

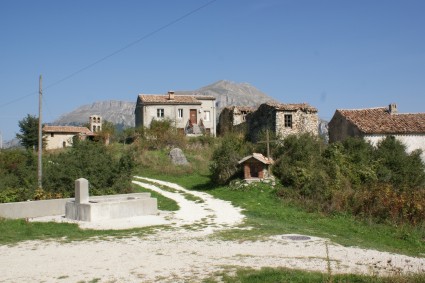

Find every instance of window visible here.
[204,111,210,121]
[178,109,183,119]
[157,108,164,118]
[284,114,292,128]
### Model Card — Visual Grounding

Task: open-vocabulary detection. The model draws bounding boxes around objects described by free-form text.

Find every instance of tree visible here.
[209,133,252,184]
[16,114,44,150]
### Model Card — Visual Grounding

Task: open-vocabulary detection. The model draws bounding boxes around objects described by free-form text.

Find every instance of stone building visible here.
[89,115,102,133]
[43,115,102,150]
[43,126,94,150]
[246,102,319,142]
[135,91,216,136]
[328,103,425,161]
[217,106,256,136]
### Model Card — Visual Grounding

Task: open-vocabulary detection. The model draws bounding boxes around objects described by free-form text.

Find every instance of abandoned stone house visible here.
[135,91,217,136]
[246,102,319,142]
[328,103,425,161]
[43,115,102,150]
[238,153,274,182]
[217,106,256,136]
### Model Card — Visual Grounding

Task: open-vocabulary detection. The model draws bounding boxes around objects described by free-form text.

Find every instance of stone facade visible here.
[329,104,425,161]
[135,91,216,136]
[247,103,318,142]
[217,106,255,136]
[43,126,94,150]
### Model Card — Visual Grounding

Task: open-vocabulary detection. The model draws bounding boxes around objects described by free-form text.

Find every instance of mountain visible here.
[53,80,278,127]
[54,100,136,127]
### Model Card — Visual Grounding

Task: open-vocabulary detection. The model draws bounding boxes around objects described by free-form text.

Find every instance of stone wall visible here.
[275,110,318,137]
[247,103,318,142]
[328,111,363,143]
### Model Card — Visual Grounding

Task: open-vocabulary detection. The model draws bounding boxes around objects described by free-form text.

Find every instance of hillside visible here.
[53,80,277,127]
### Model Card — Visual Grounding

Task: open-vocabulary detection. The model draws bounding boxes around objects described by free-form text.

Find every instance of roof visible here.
[335,107,425,134]
[137,94,202,105]
[264,102,318,112]
[238,153,274,165]
[192,95,216,101]
[43,125,93,135]
[222,106,256,113]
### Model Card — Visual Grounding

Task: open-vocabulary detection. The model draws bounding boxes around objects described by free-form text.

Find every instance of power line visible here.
[0,0,218,109]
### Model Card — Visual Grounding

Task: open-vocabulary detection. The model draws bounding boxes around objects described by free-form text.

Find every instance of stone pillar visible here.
[75,178,89,204]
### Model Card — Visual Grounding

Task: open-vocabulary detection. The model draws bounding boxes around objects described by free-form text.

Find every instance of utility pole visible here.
[38,75,42,189]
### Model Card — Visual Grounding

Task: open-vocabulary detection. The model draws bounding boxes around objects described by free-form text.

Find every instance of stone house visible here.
[135,91,216,136]
[246,102,319,142]
[217,106,256,136]
[328,103,425,161]
[238,153,274,182]
[43,126,94,150]
[43,115,101,150]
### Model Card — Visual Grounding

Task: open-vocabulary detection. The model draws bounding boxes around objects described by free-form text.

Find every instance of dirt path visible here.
[0,177,424,282]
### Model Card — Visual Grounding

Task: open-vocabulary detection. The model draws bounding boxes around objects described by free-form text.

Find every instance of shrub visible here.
[42,141,135,198]
[210,134,253,185]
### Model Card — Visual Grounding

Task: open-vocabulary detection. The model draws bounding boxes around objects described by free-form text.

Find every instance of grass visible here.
[131,183,179,211]
[139,172,425,257]
[203,267,425,283]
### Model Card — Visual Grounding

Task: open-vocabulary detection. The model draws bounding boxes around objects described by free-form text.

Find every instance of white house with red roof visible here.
[135,91,216,136]
[329,103,425,160]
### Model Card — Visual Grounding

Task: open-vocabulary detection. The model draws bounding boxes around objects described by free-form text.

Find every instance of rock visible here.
[169,148,189,165]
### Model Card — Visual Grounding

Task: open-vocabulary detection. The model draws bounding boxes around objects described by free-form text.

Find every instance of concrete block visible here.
[75,178,89,204]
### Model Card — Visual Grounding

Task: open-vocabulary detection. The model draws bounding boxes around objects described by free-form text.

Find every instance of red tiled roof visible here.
[337,107,425,134]
[43,125,93,134]
[138,94,202,105]
[265,102,318,112]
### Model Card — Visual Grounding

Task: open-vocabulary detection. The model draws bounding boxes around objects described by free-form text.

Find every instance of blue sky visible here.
[1,0,424,142]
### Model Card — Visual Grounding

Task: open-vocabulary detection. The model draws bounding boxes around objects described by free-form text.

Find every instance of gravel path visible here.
[0,177,424,282]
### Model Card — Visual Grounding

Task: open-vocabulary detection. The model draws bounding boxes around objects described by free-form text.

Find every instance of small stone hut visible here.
[238,153,274,181]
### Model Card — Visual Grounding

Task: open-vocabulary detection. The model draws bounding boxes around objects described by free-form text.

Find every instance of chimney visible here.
[168,90,175,100]
[388,103,398,114]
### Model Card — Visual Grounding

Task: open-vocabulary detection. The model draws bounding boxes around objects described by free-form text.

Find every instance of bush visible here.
[210,134,253,185]
[41,141,136,198]
[139,119,186,150]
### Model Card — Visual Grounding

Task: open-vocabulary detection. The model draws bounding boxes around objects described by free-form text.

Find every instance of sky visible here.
[1,0,425,142]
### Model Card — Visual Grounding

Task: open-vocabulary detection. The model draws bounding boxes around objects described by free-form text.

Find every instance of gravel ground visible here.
[0,177,424,282]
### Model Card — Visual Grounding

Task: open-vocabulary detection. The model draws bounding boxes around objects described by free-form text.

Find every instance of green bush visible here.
[42,141,135,198]
[209,134,253,185]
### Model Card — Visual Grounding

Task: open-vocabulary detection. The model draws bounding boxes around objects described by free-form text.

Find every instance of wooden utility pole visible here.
[38,75,42,189]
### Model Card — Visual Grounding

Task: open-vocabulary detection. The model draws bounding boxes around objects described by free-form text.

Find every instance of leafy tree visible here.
[273,134,328,198]
[374,136,425,189]
[141,119,186,150]
[210,133,253,185]
[16,114,44,150]
[42,141,135,197]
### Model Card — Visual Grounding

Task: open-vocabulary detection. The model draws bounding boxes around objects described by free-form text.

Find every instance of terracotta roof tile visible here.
[138,94,202,105]
[337,107,425,134]
[43,125,93,134]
